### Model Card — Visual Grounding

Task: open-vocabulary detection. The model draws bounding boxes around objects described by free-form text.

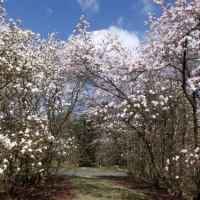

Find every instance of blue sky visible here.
[2,0,163,49]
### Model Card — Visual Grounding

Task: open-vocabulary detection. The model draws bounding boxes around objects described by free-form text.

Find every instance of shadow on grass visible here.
[69,175,151,200]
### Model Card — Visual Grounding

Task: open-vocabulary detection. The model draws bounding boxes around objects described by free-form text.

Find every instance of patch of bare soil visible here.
[0,176,77,200]
[108,176,182,200]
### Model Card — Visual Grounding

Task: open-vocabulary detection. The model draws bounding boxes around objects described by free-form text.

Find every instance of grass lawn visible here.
[69,175,151,200]
[58,165,126,173]
[75,167,125,172]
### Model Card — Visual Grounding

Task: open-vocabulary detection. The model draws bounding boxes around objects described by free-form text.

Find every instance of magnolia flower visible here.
[181,149,187,153]
[31,88,40,93]
[195,147,200,153]
[152,115,156,119]
[165,166,169,171]
[36,149,42,152]
[149,90,155,94]
[174,156,179,161]
[25,128,30,134]
[3,158,8,163]
[21,149,25,154]
[39,169,44,173]
[151,101,158,106]
[166,159,170,165]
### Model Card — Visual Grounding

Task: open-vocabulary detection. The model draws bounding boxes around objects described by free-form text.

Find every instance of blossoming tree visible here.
[0,3,88,194]
[64,0,200,198]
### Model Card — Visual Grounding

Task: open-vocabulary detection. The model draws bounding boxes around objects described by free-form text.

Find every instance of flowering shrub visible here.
[165,147,200,186]
[0,2,79,194]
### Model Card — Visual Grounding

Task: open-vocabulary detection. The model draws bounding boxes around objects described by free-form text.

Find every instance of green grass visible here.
[58,166,126,172]
[75,167,125,172]
[69,175,151,200]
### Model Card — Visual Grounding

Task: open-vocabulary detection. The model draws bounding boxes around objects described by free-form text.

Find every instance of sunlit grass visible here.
[69,175,151,200]
[58,165,126,172]
[75,166,125,172]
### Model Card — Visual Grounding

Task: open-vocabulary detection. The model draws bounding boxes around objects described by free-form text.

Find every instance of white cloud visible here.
[140,0,155,14]
[46,8,53,14]
[92,26,140,54]
[76,0,99,13]
[116,15,124,27]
